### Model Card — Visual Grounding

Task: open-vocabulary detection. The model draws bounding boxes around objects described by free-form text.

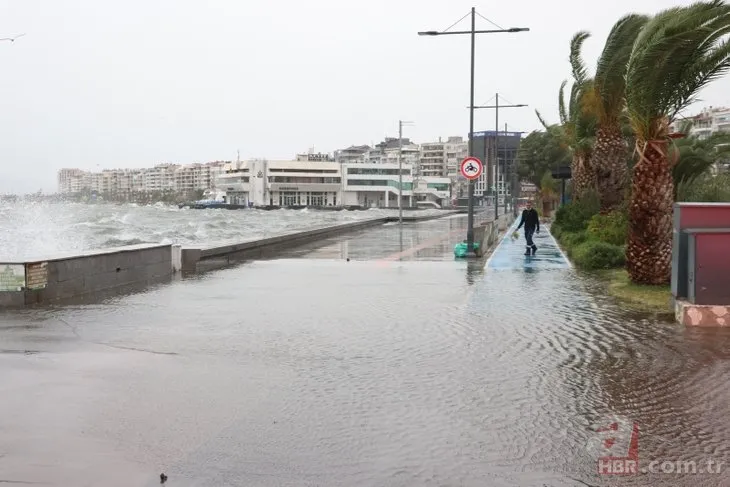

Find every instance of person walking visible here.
[516,200,540,256]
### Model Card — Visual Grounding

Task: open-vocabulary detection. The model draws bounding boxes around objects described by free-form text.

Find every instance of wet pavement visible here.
[487,219,571,270]
[2,217,730,486]
[277,208,496,261]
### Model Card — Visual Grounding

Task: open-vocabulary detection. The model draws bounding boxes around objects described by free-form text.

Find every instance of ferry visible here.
[178,190,248,209]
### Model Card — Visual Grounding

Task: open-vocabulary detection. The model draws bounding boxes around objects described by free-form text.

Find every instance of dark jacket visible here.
[517,208,540,231]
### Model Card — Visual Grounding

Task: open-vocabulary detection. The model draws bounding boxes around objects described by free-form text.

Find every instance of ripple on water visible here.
[5,242,730,485]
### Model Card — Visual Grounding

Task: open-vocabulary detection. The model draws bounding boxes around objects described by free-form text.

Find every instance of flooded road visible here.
[1,218,729,486]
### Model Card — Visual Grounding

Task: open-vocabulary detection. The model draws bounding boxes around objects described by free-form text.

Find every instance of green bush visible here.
[572,240,626,270]
[677,173,730,202]
[587,210,628,246]
[561,230,590,249]
[553,192,600,232]
[551,223,563,240]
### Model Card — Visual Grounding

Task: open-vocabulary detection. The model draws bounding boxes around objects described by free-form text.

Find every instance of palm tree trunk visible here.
[626,139,674,285]
[593,125,628,213]
[571,152,596,200]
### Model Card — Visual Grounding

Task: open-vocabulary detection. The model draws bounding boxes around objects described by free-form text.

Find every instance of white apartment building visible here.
[57,162,228,194]
[334,145,370,164]
[419,141,447,177]
[671,106,730,139]
[444,136,468,179]
[417,136,468,178]
[57,169,88,193]
[383,145,420,166]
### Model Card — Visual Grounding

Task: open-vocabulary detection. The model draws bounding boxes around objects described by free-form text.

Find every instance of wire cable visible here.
[475,11,505,30]
[441,11,472,33]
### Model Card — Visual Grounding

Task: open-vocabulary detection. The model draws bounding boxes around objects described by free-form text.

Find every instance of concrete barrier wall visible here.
[1,210,464,306]
[476,213,515,256]
[182,217,388,272]
[182,211,464,272]
[0,244,172,308]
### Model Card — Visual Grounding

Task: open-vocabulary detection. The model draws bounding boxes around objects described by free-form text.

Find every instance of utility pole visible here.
[495,93,499,220]
[398,120,414,251]
[472,93,528,222]
[419,10,528,257]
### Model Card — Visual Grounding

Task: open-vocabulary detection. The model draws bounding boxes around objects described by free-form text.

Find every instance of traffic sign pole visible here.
[459,156,483,256]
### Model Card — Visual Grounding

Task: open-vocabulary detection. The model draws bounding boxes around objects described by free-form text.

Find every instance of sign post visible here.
[454,157,485,258]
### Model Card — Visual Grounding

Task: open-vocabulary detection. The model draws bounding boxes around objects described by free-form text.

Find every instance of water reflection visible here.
[465,259,485,285]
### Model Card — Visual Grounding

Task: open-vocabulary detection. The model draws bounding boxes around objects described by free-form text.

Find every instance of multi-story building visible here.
[216,159,451,208]
[669,106,730,173]
[334,145,370,164]
[217,159,342,207]
[57,169,88,193]
[419,140,448,177]
[471,130,522,205]
[334,138,419,166]
[56,161,228,195]
[444,136,468,179]
[670,106,730,139]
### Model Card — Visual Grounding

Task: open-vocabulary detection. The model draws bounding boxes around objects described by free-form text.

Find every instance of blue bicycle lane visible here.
[486,218,572,270]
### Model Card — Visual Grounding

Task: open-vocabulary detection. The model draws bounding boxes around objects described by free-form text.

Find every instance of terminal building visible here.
[216,160,451,208]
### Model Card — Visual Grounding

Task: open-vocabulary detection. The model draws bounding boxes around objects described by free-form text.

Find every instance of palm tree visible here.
[672,120,730,198]
[624,0,730,285]
[536,32,597,200]
[586,14,650,213]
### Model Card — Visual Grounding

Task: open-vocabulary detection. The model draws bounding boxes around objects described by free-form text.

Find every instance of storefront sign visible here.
[25,262,48,290]
[0,264,26,291]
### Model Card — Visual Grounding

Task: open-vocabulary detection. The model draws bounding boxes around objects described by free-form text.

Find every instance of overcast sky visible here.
[1,0,729,193]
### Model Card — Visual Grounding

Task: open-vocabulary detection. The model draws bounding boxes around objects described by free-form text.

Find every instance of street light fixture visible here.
[418,8,529,257]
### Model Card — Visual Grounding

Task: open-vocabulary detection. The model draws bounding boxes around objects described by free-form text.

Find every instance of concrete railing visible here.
[0,244,173,308]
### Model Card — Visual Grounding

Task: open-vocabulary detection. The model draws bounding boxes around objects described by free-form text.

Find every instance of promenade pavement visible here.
[1,215,728,486]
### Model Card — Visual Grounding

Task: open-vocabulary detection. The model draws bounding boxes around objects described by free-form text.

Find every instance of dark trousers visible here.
[524,227,537,248]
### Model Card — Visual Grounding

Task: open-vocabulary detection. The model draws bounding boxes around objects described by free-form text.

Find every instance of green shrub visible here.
[587,210,628,246]
[677,173,730,202]
[553,192,600,232]
[561,230,590,248]
[551,223,563,240]
[572,240,626,270]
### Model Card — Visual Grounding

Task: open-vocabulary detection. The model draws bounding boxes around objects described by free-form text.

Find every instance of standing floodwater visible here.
[1,216,729,486]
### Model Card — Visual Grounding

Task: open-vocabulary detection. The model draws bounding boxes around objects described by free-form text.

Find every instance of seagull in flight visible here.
[1,34,26,42]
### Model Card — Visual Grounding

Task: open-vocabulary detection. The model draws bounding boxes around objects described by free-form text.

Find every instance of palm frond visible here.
[626,0,730,139]
[535,109,551,131]
[558,80,569,126]
[594,14,650,124]
[569,31,592,85]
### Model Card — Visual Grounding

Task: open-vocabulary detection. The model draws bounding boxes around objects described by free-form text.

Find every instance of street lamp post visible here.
[398,120,414,251]
[471,94,527,220]
[419,10,528,256]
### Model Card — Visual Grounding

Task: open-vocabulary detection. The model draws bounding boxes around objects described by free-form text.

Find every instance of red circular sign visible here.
[460,157,483,180]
